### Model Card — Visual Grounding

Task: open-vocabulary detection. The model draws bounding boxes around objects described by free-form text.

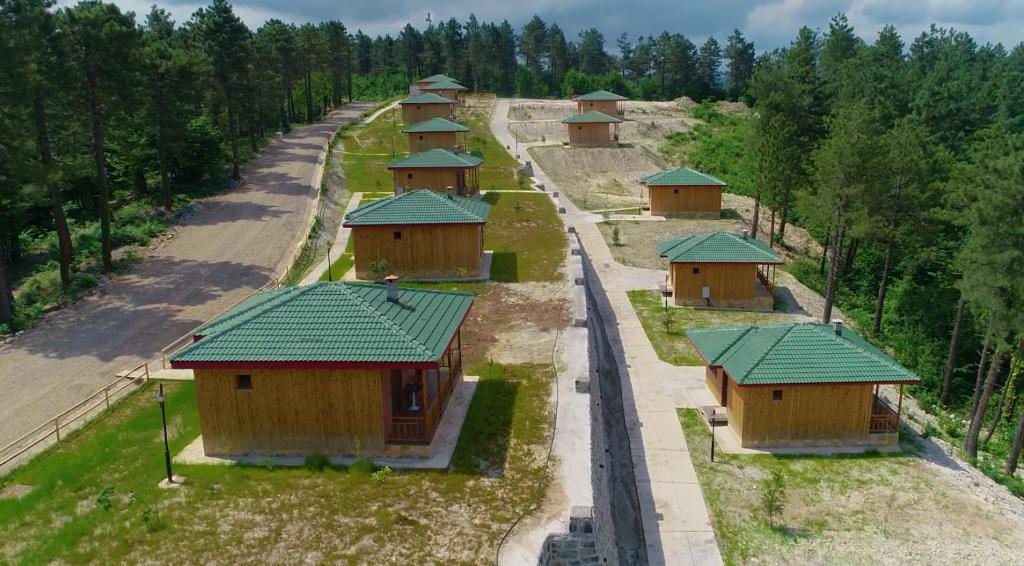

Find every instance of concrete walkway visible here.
[299,192,363,285]
[492,98,723,565]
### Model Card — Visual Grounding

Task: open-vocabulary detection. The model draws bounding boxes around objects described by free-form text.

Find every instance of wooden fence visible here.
[0,363,150,474]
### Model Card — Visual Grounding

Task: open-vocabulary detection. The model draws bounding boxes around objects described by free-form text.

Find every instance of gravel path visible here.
[0,104,372,449]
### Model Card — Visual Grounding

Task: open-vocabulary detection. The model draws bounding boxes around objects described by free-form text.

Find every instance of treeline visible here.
[355,14,755,101]
[0,0,356,330]
[744,15,1024,482]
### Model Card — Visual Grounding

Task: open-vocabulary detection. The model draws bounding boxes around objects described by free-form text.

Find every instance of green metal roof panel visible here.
[422,79,468,90]
[577,89,628,101]
[388,148,483,169]
[343,190,490,226]
[170,282,473,364]
[640,167,726,186]
[402,117,469,133]
[687,323,920,385]
[418,74,457,84]
[400,93,456,105]
[561,111,623,124]
[656,232,782,264]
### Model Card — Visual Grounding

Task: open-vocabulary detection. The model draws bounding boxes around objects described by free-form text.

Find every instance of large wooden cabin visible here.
[562,111,622,147]
[656,232,782,310]
[688,322,919,448]
[344,190,490,280]
[420,78,468,103]
[170,281,474,457]
[402,117,469,153]
[641,167,726,218]
[575,89,627,116]
[388,148,483,196]
[399,93,456,124]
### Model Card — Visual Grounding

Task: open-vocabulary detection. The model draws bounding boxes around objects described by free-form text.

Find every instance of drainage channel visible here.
[584,255,648,565]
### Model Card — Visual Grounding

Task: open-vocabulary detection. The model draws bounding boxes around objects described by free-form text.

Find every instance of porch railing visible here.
[388,416,427,444]
[869,395,899,434]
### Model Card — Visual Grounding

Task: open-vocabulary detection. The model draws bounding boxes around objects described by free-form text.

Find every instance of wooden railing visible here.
[0,363,149,473]
[869,395,899,434]
[757,265,776,296]
[388,416,427,444]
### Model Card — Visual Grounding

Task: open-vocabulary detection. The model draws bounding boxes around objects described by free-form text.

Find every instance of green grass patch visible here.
[0,363,554,564]
[628,290,791,366]
[319,238,355,282]
[483,192,565,282]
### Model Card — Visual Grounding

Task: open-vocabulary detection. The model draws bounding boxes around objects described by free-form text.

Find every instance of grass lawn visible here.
[338,104,406,195]
[677,409,1024,565]
[0,363,554,564]
[483,192,565,282]
[628,290,793,366]
[318,236,355,281]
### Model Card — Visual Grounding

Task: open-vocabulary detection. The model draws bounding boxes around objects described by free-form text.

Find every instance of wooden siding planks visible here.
[351,224,483,279]
[567,122,616,147]
[648,185,722,218]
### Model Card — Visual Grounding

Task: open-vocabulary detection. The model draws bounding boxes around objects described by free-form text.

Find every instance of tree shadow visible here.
[488,252,519,283]
[774,286,810,317]
[449,377,518,477]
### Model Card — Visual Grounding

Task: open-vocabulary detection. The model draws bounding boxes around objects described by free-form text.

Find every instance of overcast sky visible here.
[89,0,1024,50]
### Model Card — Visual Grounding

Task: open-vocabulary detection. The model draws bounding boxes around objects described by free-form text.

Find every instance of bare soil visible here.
[0,104,373,449]
[459,282,570,369]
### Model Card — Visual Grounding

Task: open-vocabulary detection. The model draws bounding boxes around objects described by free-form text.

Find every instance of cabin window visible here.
[393,231,402,240]
[236,374,252,392]
[772,389,783,401]
[407,173,413,180]
[674,189,679,194]
[692,267,700,274]
[578,126,583,130]
[418,135,424,140]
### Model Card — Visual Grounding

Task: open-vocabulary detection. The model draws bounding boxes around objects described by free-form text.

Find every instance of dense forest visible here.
[0,2,1021,487]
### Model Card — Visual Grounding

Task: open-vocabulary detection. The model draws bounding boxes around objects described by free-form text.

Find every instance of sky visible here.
[88,0,1024,50]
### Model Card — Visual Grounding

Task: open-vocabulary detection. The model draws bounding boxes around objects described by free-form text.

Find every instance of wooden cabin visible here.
[420,79,468,103]
[402,117,469,153]
[415,73,457,89]
[688,322,919,448]
[562,111,622,147]
[169,281,474,457]
[399,93,456,124]
[641,167,726,218]
[344,190,490,280]
[656,232,782,310]
[388,148,483,196]
[575,89,627,116]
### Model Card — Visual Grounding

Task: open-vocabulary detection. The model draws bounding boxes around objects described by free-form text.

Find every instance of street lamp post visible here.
[157,383,173,483]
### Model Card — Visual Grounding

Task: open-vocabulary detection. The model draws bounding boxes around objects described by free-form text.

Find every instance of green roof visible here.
[170,282,473,365]
[422,79,467,90]
[417,74,458,84]
[641,167,726,186]
[577,89,627,101]
[400,93,456,105]
[402,117,469,133]
[561,111,623,124]
[656,232,782,264]
[388,148,483,169]
[687,323,920,385]
[343,190,489,226]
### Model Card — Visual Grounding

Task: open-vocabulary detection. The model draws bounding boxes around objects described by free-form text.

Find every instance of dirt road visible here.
[0,104,372,448]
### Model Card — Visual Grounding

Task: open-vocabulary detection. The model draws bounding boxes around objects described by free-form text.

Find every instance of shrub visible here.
[97,485,116,511]
[612,225,622,247]
[759,468,787,529]
[371,465,393,486]
[349,457,376,477]
[304,453,329,471]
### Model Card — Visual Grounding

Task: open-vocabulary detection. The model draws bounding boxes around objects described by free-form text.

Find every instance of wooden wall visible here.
[670,262,756,304]
[649,185,722,218]
[729,380,877,447]
[421,87,462,102]
[706,366,724,405]
[567,123,616,147]
[576,100,620,116]
[352,224,483,279]
[401,103,454,124]
[392,167,467,194]
[194,368,385,456]
[408,131,458,153]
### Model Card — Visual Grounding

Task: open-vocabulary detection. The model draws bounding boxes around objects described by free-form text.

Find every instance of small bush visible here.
[759,468,787,529]
[371,466,393,486]
[97,485,116,511]
[304,453,329,471]
[349,457,376,477]
[612,225,622,247]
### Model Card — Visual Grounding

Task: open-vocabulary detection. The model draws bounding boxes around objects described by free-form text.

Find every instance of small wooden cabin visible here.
[388,148,483,196]
[641,167,726,218]
[344,190,490,280]
[575,89,627,116]
[562,111,622,147]
[399,93,456,124]
[656,232,782,310]
[688,322,919,448]
[402,117,469,153]
[169,281,474,457]
[420,79,468,103]
[415,73,457,89]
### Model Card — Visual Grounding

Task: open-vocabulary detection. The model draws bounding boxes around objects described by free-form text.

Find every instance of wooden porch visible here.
[869,384,904,435]
[385,332,464,445]
[756,263,777,297]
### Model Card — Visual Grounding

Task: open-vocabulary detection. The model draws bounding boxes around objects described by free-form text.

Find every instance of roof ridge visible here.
[346,192,401,220]
[326,284,437,358]
[198,285,309,336]
[709,325,758,365]
[740,323,800,380]
[813,324,917,378]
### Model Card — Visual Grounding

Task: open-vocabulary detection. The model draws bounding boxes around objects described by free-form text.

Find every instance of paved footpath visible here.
[492,99,723,566]
[0,104,372,449]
